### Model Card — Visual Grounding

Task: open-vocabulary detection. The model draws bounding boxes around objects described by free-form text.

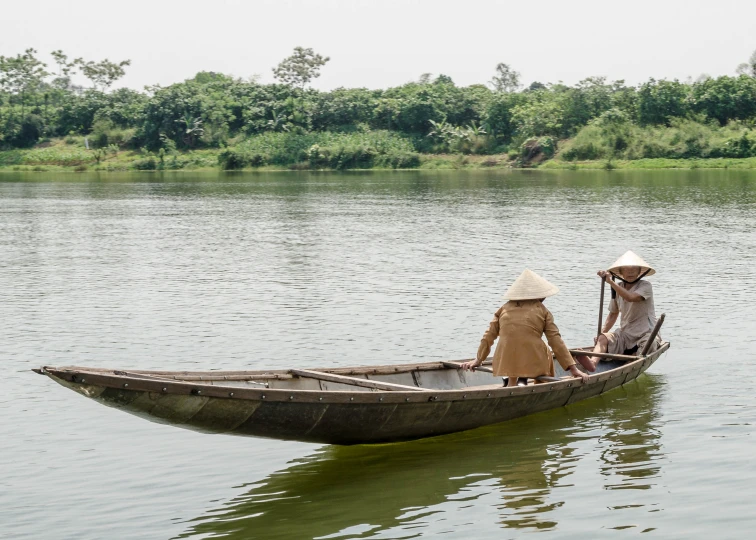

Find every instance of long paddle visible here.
[640,313,665,356]
[597,275,606,339]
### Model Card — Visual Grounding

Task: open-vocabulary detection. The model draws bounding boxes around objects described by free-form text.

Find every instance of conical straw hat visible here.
[607,250,656,279]
[503,269,560,301]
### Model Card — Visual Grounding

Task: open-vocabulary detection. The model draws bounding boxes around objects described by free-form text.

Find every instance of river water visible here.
[1,169,754,539]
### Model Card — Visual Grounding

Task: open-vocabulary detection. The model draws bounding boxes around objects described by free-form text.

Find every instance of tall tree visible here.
[490,63,521,93]
[0,48,49,117]
[736,49,756,77]
[272,47,330,89]
[74,57,131,91]
[50,50,77,89]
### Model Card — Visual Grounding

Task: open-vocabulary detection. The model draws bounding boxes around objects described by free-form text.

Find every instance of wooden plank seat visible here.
[290,368,430,392]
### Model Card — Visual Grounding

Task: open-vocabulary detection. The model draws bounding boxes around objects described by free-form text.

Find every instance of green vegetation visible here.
[218,131,419,170]
[3,47,756,171]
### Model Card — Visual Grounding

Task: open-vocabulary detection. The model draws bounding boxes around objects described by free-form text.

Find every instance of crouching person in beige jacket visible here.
[462,269,588,387]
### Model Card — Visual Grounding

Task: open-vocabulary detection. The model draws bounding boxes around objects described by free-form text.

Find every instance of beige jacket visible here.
[477,300,575,377]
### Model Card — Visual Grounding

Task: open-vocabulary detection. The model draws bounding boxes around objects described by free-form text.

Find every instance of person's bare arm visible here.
[598,271,644,302]
[602,311,618,333]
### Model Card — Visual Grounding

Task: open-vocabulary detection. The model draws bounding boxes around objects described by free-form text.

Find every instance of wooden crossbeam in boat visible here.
[442,362,564,383]
[442,361,493,373]
[290,369,429,392]
[567,349,639,361]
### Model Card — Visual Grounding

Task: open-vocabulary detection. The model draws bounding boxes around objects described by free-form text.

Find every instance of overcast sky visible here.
[3,0,756,91]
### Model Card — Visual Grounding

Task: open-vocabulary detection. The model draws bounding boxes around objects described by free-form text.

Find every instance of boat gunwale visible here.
[38,342,669,405]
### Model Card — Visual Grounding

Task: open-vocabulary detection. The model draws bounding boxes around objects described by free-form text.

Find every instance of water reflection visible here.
[177,376,665,539]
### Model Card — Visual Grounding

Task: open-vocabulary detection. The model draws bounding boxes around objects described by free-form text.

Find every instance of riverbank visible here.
[540,157,756,170]
[3,138,756,172]
[0,139,514,172]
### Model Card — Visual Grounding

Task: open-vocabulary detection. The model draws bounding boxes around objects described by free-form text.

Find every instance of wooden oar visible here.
[640,313,666,356]
[597,275,606,339]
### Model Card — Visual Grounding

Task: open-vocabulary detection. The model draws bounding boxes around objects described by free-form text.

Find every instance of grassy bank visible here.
[3,133,756,173]
[541,157,756,170]
[0,132,514,172]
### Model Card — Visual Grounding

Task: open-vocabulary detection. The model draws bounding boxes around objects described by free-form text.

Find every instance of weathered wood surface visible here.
[597,278,606,339]
[641,313,666,356]
[443,362,567,383]
[35,342,669,445]
[441,361,494,374]
[290,368,429,392]
[568,349,640,361]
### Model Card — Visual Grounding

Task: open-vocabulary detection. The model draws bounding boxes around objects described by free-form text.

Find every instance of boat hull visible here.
[40,343,668,445]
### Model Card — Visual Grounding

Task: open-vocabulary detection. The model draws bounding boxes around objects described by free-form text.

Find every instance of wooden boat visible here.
[34,339,669,445]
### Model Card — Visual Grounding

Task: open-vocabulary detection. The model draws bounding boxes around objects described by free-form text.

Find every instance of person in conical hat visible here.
[462,269,588,386]
[576,251,661,372]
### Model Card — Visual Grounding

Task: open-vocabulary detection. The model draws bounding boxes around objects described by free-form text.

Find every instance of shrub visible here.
[90,118,136,148]
[20,148,92,166]
[219,130,418,169]
[519,136,557,161]
[133,157,158,170]
[12,115,44,148]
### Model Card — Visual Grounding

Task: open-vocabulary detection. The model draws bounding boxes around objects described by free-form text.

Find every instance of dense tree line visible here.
[2,47,756,162]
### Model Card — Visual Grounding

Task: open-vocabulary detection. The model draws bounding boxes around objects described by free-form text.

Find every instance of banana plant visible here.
[175,113,204,147]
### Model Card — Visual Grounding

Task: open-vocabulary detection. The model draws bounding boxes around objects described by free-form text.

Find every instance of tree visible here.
[736,49,756,77]
[74,57,131,91]
[0,48,49,117]
[50,50,76,89]
[192,71,233,84]
[637,79,690,125]
[272,47,330,89]
[525,81,547,92]
[690,75,756,125]
[490,63,521,93]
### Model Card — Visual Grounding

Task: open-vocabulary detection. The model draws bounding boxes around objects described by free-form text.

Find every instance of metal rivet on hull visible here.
[123,383,128,388]
[229,392,234,397]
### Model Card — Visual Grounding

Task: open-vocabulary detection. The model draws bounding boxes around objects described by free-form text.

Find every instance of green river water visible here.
[1,169,754,539]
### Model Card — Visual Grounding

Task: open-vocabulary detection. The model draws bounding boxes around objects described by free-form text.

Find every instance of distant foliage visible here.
[4,47,756,166]
[219,131,418,169]
[273,47,330,89]
[736,49,756,77]
[561,118,756,161]
[490,63,521,93]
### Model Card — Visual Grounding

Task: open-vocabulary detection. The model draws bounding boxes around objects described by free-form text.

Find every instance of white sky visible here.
[3,0,756,91]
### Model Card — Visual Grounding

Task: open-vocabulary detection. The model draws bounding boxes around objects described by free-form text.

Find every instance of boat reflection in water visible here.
[176,375,665,539]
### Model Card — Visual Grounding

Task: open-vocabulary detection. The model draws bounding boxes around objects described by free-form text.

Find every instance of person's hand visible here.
[569,365,590,383]
[597,270,609,282]
[461,360,481,371]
